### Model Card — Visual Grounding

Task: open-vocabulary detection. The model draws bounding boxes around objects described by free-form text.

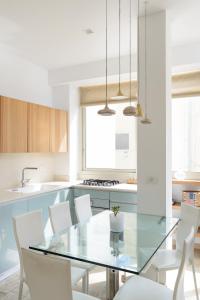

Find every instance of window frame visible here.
[81,106,137,173]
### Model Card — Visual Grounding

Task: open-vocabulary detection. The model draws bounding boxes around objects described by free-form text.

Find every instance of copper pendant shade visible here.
[98,105,116,116]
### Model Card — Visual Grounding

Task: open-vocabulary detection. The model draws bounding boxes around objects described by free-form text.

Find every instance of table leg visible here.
[106,268,119,300]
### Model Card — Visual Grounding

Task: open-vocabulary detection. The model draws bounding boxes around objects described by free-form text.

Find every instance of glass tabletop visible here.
[30,210,179,274]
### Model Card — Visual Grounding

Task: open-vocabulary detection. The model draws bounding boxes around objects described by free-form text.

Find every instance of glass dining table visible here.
[30,210,179,300]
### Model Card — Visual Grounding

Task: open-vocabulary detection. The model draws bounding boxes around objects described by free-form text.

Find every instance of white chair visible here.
[74,194,92,223]
[49,201,72,233]
[21,248,100,300]
[13,210,87,300]
[49,202,95,293]
[150,202,200,299]
[114,228,195,300]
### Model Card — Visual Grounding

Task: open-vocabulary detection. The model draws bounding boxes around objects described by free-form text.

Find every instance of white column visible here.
[137,10,172,217]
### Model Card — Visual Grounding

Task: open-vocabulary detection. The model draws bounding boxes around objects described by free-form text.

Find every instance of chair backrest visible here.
[22,248,73,300]
[176,202,200,251]
[49,202,72,234]
[13,210,45,276]
[173,227,195,300]
[74,194,92,223]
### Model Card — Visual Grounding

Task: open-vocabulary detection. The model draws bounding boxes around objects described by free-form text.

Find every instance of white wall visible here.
[51,85,69,180]
[0,48,56,188]
[0,45,52,106]
[52,85,69,110]
[48,42,200,86]
[0,153,54,189]
[52,83,81,181]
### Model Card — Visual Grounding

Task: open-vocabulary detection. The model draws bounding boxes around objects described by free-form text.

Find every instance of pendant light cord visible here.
[129,0,132,105]
[106,0,108,106]
[144,1,147,117]
[119,0,121,92]
[137,0,140,104]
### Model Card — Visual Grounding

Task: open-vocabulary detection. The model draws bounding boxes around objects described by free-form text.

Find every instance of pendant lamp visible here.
[141,1,151,124]
[98,0,115,116]
[123,0,136,116]
[111,0,128,101]
[135,0,144,117]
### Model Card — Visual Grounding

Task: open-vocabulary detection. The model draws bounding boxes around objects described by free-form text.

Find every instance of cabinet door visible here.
[0,199,28,276]
[110,202,137,213]
[74,188,109,200]
[0,96,27,152]
[110,191,137,205]
[28,103,50,152]
[50,108,68,152]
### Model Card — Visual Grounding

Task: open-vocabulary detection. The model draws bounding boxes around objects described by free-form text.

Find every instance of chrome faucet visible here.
[21,167,38,187]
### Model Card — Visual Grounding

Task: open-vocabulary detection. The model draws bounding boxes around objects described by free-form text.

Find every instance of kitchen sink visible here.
[7,183,62,194]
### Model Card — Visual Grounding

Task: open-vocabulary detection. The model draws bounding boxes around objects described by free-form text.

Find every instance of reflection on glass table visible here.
[30,210,179,300]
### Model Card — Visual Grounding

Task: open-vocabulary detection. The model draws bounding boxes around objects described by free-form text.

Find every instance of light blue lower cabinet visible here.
[74,188,109,200]
[73,188,138,218]
[110,191,137,204]
[0,199,28,277]
[110,201,137,213]
[0,188,72,278]
[110,191,137,213]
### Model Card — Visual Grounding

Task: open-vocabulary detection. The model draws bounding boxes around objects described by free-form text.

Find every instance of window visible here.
[172,97,200,171]
[83,103,137,170]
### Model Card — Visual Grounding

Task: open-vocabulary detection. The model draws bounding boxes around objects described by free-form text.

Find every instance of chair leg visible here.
[121,272,126,283]
[82,271,89,294]
[156,269,160,283]
[192,261,199,300]
[18,280,23,300]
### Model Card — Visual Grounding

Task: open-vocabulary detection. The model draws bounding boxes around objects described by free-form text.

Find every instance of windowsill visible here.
[172,171,200,180]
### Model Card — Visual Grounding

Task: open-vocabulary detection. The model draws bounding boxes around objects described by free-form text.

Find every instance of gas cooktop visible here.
[82,179,120,187]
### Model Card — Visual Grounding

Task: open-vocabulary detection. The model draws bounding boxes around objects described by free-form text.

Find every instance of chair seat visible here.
[114,276,173,300]
[71,267,86,286]
[73,291,100,300]
[152,249,181,271]
[71,261,94,271]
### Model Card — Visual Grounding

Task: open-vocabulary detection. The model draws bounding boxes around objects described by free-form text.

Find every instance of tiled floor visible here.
[0,249,200,300]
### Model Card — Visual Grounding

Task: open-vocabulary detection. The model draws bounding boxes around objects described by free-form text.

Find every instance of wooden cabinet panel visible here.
[28,103,50,152]
[0,96,28,152]
[50,109,68,152]
[0,97,68,153]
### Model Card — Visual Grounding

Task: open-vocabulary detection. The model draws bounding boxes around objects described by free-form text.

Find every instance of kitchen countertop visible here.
[75,183,137,193]
[0,181,77,205]
[0,181,137,205]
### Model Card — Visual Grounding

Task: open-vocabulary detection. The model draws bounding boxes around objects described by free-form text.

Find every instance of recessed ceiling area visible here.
[0,0,199,69]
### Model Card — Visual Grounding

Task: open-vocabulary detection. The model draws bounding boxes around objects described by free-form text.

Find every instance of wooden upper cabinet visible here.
[28,103,50,152]
[0,96,28,152]
[50,109,68,152]
[0,97,68,153]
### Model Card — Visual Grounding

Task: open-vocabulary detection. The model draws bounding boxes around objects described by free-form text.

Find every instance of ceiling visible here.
[0,0,199,69]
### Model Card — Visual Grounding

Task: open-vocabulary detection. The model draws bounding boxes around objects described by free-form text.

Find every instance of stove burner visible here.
[82,179,120,186]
